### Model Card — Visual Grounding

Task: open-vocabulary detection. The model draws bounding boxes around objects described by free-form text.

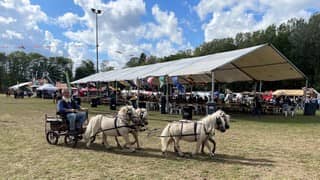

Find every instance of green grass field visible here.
[0,94,319,179]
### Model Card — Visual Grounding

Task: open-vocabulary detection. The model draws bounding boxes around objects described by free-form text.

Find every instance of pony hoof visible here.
[136,147,142,150]
[209,153,215,158]
[129,149,136,153]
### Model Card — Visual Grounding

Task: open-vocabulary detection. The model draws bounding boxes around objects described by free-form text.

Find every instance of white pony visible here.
[115,108,148,149]
[84,106,140,152]
[160,110,230,157]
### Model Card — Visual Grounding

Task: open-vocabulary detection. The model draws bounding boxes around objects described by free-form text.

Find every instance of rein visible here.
[159,120,212,139]
[114,116,121,136]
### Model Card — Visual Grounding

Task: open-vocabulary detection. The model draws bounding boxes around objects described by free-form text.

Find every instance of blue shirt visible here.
[57,99,80,115]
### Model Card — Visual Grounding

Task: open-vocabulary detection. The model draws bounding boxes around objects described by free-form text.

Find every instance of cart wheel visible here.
[208,137,216,154]
[46,131,59,145]
[64,135,78,148]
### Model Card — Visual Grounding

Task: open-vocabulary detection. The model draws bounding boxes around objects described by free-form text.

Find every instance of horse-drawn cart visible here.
[44,111,91,148]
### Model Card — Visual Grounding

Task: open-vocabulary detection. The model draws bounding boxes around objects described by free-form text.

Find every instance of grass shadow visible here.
[209,153,274,166]
[231,113,320,124]
[57,142,274,167]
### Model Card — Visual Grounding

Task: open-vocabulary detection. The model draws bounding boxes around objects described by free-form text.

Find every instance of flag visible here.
[159,76,165,88]
[140,78,148,89]
[172,76,178,86]
[172,76,185,93]
[147,77,154,86]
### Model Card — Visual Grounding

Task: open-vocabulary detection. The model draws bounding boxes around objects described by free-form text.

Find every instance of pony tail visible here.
[160,124,171,137]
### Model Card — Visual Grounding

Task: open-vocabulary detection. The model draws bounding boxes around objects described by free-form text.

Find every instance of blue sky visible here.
[0,0,319,69]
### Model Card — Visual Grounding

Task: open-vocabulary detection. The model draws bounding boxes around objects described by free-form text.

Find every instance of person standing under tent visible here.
[253,94,262,116]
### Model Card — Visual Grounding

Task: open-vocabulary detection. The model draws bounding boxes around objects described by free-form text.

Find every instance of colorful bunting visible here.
[159,76,165,88]
[172,76,185,93]
[147,77,154,86]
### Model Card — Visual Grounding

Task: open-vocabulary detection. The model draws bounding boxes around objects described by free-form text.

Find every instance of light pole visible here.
[91,8,102,73]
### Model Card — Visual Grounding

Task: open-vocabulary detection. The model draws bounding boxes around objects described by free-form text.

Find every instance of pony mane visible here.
[136,108,148,118]
[200,112,217,123]
[118,106,132,116]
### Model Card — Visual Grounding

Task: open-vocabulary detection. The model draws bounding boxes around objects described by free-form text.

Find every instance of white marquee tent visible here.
[72,44,306,85]
[36,84,57,91]
[9,82,32,90]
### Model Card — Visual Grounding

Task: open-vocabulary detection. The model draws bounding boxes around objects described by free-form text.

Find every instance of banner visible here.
[147,77,154,86]
[172,76,185,93]
[159,76,165,88]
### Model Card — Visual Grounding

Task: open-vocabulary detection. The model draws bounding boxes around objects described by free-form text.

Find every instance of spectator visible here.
[253,94,262,116]
[130,94,138,109]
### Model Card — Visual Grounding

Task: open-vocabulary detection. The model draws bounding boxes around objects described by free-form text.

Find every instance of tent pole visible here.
[211,71,215,103]
[253,81,257,95]
[166,76,169,113]
[98,81,100,97]
[115,81,117,106]
[259,80,262,92]
[304,79,308,102]
[137,78,140,106]
[87,82,89,99]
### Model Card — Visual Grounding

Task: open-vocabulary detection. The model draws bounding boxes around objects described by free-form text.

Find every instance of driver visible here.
[57,89,87,133]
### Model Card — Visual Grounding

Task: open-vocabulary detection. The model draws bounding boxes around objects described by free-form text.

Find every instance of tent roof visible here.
[37,84,57,91]
[72,44,306,84]
[272,89,304,96]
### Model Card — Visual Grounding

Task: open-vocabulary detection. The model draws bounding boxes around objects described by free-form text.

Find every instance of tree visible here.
[100,61,115,72]
[7,51,31,86]
[125,57,140,67]
[0,53,8,91]
[145,55,158,65]
[139,53,147,65]
[74,60,95,80]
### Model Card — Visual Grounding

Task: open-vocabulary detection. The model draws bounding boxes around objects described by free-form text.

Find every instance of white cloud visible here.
[2,30,23,39]
[0,0,49,55]
[0,0,191,70]
[56,12,80,28]
[195,0,320,41]
[153,40,176,57]
[0,16,16,24]
[145,4,183,44]
[65,41,89,70]
[44,31,61,55]
[61,0,147,69]
[62,0,189,69]
[195,0,236,21]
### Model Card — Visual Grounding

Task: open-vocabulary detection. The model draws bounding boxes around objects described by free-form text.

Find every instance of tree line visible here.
[1,13,319,92]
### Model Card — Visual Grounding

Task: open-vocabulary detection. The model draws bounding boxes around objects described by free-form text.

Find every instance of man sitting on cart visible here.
[57,89,87,133]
